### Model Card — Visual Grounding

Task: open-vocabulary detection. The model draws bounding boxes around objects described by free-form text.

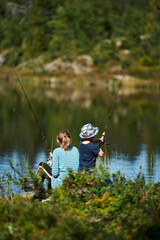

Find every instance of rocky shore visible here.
[0,50,159,88]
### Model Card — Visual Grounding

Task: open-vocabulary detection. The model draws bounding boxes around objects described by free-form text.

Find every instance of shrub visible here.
[151,47,160,65]
[1,162,160,239]
[121,59,132,69]
[92,41,119,66]
[121,38,137,49]
[140,55,153,66]
[93,50,112,65]
[130,46,146,58]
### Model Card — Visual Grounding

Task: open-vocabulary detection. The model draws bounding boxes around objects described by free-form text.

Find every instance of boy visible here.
[78,123,105,173]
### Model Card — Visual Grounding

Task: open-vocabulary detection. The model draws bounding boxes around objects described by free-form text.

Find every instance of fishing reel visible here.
[47,155,53,167]
[99,137,109,147]
[102,136,106,145]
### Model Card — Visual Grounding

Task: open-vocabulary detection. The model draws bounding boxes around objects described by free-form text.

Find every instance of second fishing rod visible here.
[99,80,122,147]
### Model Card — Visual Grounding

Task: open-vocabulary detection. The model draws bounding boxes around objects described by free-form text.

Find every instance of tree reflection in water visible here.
[0,83,160,182]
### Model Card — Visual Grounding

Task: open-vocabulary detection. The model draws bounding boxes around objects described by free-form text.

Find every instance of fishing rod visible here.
[11,64,51,154]
[100,80,122,147]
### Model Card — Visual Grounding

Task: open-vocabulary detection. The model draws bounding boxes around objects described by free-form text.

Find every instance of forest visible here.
[0,0,160,79]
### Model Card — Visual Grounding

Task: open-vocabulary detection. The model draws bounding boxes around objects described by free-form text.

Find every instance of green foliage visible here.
[130,46,146,58]
[93,49,118,66]
[92,40,119,66]
[146,0,160,39]
[0,0,7,15]
[5,48,22,66]
[0,0,159,69]
[122,7,146,42]
[121,59,132,69]
[140,55,153,66]
[21,7,49,59]
[0,17,23,50]
[151,47,160,65]
[48,0,112,57]
[1,162,160,239]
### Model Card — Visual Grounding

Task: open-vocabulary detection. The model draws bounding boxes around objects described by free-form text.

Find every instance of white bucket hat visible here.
[79,123,99,139]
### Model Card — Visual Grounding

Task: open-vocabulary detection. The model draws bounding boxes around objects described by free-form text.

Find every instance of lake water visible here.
[0,80,160,184]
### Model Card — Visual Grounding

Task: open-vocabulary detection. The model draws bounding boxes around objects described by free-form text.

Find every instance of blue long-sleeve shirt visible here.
[51,146,79,188]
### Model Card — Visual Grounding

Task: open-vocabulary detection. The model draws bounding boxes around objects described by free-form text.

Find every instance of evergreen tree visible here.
[122,7,146,42]
[48,0,112,55]
[147,0,160,38]
[22,7,49,58]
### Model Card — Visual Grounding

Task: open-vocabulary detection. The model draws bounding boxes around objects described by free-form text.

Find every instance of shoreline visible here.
[0,65,160,89]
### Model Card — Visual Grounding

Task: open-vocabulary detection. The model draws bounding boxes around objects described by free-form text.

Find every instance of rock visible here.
[20,191,35,198]
[115,40,122,48]
[50,77,59,87]
[5,2,27,16]
[115,37,126,48]
[77,55,93,67]
[0,54,5,66]
[113,74,136,81]
[44,55,93,75]
[123,49,130,55]
[110,65,122,72]
[140,35,149,40]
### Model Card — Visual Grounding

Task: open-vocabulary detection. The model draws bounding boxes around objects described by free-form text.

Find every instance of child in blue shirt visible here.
[37,130,79,189]
[78,123,105,173]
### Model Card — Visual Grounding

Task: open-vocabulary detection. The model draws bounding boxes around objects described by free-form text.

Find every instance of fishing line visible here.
[103,80,122,133]
[11,61,51,153]
[100,80,122,148]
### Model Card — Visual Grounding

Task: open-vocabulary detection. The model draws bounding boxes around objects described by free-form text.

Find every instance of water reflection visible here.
[0,82,160,183]
[104,144,160,183]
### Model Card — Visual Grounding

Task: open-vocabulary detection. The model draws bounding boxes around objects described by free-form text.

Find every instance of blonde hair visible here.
[56,130,71,151]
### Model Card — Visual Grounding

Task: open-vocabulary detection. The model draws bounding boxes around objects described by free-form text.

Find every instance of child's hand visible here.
[100,132,105,142]
[98,148,104,157]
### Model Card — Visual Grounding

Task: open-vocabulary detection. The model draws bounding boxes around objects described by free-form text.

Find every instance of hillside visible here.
[0,0,160,82]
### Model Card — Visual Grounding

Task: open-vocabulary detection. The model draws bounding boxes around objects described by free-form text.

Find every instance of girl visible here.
[37,130,79,188]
